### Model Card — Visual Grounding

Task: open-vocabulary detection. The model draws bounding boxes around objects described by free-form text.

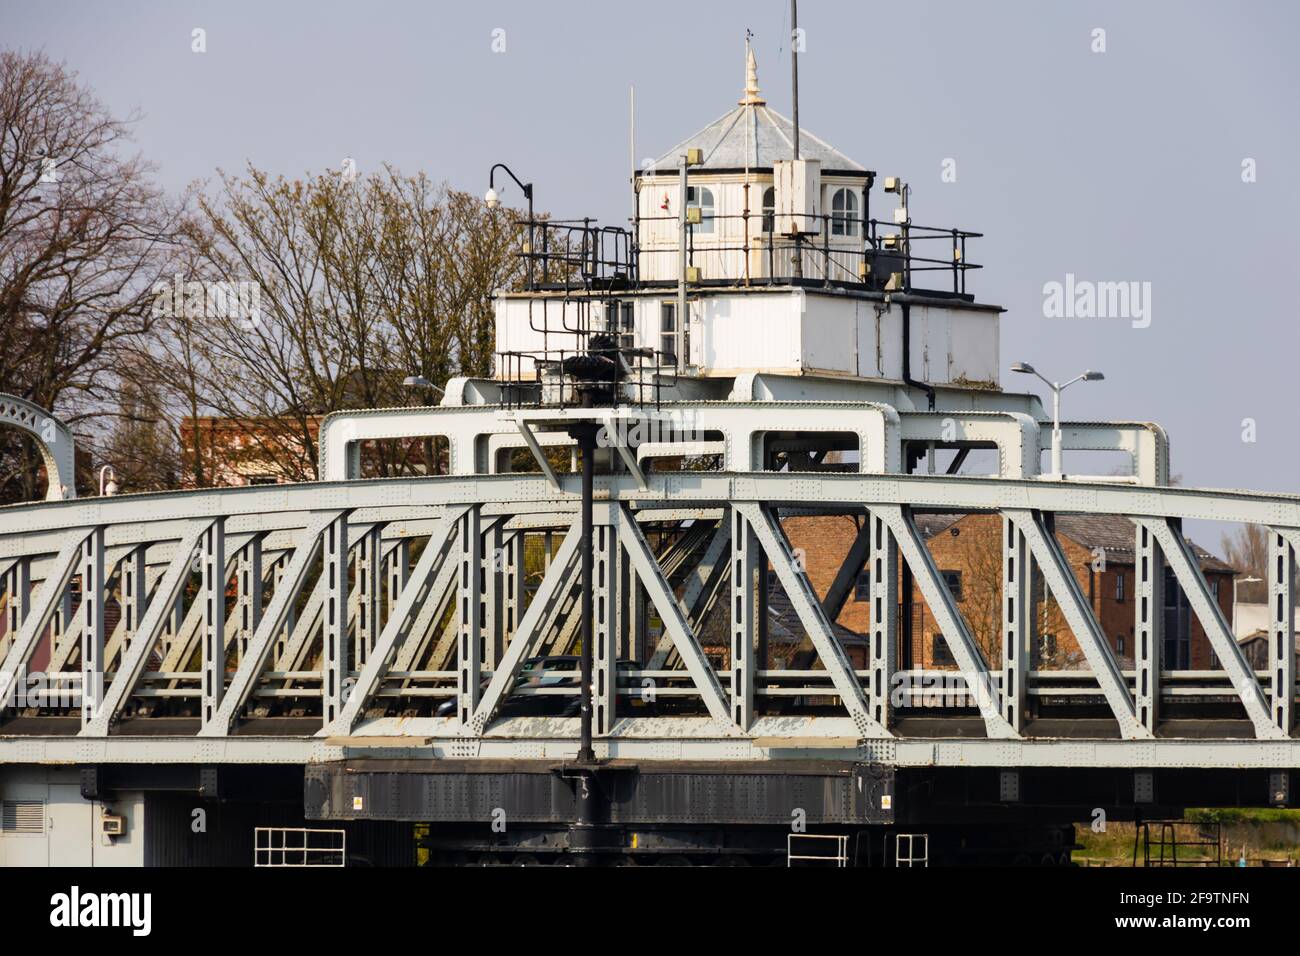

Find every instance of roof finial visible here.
[739,32,765,106]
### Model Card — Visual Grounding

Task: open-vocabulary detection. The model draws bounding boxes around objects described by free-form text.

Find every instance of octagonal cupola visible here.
[634,39,873,283]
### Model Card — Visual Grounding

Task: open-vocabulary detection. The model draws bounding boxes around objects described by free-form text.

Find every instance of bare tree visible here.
[0,49,181,500]
[150,163,525,484]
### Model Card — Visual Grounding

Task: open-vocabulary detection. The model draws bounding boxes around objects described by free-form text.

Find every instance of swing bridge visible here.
[2,385,1298,835]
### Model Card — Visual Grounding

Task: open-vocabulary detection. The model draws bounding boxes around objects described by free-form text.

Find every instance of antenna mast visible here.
[790,0,800,160]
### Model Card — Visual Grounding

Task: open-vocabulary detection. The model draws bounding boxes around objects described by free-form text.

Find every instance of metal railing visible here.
[787,832,849,867]
[496,345,678,410]
[254,827,346,867]
[513,213,981,296]
[517,219,636,291]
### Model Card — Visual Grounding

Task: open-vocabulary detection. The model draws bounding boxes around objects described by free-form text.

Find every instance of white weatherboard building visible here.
[493,42,1002,399]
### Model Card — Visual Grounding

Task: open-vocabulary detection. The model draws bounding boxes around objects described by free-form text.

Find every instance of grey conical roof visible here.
[652,102,866,174]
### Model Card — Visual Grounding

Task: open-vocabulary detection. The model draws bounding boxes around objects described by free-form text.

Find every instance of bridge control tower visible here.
[493,42,1004,414]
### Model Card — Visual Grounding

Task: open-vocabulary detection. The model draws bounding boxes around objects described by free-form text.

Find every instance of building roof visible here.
[648,44,867,175]
[915,511,1237,575]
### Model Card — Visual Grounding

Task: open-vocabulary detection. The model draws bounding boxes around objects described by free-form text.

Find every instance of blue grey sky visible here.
[6,0,1300,531]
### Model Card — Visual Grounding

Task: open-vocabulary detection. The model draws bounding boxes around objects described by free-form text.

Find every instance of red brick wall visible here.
[782,514,1228,671]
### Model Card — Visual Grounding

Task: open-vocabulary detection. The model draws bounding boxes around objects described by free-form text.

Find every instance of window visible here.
[614,301,635,352]
[931,634,955,667]
[761,186,775,233]
[1040,633,1058,660]
[1115,571,1125,603]
[854,571,870,602]
[686,186,715,234]
[1211,578,1220,599]
[830,187,859,237]
[659,301,687,365]
[246,475,279,486]
[1117,634,1126,656]
[941,570,963,602]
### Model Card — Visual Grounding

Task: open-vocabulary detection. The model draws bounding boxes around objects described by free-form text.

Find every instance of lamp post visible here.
[1011,362,1105,478]
[485,163,534,287]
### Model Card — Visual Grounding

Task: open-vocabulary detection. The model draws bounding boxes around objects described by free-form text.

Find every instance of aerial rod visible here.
[790,0,800,161]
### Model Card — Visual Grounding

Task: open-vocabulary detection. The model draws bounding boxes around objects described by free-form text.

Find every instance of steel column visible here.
[2,558,30,662]
[354,525,382,669]
[1001,516,1031,732]
[593,523,617,734]
[869,511,898,729]
[504,531,524,644]
[235,537,264,663]
[730,506,760,730]
[456,507,483,726]
[78,527,106,725]
[482,522,504,669]
[322,513,350,725]
[200,519,227,725]
[119,547,148,663]
[1269,530,1296,734]
[386,538,410,615]
[1135,522,1164,733]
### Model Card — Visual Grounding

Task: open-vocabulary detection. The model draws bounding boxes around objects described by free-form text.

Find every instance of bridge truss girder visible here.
[1,470,1299,771]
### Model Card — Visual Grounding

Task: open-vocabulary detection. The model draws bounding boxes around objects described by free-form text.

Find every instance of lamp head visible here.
[1082,370,1105,382]
[484,187,500,209]
[1010,362,1035,375]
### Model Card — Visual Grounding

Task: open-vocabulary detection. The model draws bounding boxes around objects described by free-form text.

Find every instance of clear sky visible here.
[6,0,1300,539]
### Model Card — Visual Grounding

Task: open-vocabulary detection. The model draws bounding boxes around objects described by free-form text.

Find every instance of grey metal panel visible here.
[303,761,894,826]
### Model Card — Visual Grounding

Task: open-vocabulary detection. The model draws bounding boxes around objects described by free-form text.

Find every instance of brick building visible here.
[783,512,1237,672]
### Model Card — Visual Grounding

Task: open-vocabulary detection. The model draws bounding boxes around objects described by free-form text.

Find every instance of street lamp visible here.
[486,163,534,285]
[402,375,445,405]
[1011,362,1105,478]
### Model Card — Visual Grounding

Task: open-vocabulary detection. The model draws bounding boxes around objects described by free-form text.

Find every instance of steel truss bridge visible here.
[1,399,1298,848]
